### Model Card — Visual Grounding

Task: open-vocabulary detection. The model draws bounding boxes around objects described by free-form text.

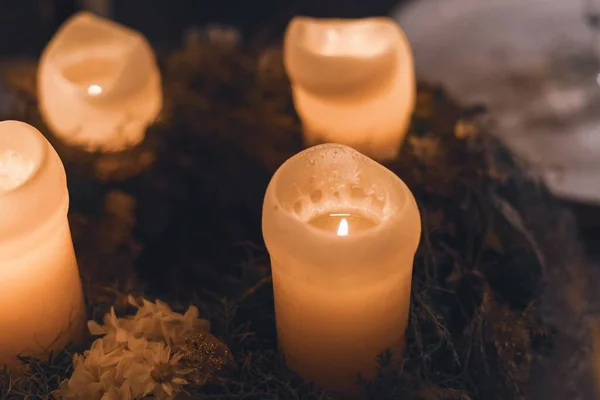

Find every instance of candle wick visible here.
[337,218,349,236]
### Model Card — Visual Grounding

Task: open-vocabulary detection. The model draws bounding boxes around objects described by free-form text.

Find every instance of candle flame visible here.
[87,84,102,96]
[337,218,349,236]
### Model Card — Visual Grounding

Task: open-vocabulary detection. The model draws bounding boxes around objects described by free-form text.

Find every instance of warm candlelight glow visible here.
[262,143,421,396]
[87,84,102,96]
[38,12,163,152]
[0,121,85,365]
[309,212,378,236]
[284,17,416,160]
[337,217,349,236]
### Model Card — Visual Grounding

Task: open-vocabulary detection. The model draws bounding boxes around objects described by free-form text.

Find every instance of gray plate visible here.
[393,0,600,205]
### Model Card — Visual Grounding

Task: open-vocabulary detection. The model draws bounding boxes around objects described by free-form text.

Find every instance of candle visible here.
[284,17,416,161]
[262,143,421,396]
[0,121,85,365]
[38,12,162,152]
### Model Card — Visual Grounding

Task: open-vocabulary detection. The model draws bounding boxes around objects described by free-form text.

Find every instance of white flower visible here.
[126,296,210,348]
[124,335,150,361]
[101,381,132,400]
[65,297,210,399]
[88,307,134,351]
[54,338,128,400]
[124,341,190,400]
[88,297,210,351]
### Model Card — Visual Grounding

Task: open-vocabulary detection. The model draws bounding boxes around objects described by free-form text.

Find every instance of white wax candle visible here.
[0,121,85,365]
[284,17,416,161]
[38,12,162,152]
[262,144,421,396]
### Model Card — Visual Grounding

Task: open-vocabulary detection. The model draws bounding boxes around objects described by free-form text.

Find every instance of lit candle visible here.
[38,12,162,152]
[284,17,416,161]
[262,143,421,396]
[0,121,85,365]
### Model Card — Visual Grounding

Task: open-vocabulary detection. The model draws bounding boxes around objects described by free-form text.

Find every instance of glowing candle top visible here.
[262,143,421,282]
[38,12,162,152]
[283,17,416,160]
[0,121,69,249]
[285,17,401,100]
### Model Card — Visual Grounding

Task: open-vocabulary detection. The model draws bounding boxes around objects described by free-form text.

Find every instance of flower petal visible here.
[110,307,119,327]
[170,353,182,364]
[171,377,188,385]
[183,306,199,320]
[127,335,148,353]
[128,295,140,308]
[119,381,133,400]
[162,382,173,396]
[99,367,117,387]
[142,380,156,397]
[88,320,107,336]
[116,327,130,344]
[69,364,97,388]
[156,300,172,314]
[124,362,154,396]
[101,387,118,400]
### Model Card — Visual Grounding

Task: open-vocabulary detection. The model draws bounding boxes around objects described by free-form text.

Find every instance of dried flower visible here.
[124,341,190,400]
[89,297,210,351]
[60,297,214,399]
[101,381,132,400]
[54,338,128,399]
[125,296,211,348]
[88,307,133,351]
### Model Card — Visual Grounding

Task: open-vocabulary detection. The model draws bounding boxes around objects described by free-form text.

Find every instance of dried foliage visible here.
[0,36,567,400]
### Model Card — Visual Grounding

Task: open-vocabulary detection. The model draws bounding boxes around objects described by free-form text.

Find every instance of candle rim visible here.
[262,145,422,272]
[0,121,69,242]
[283,16,408,103]
[287,16,400,58]
[264,143,415,242]
[0,121,48,194]
[41,11,155,103]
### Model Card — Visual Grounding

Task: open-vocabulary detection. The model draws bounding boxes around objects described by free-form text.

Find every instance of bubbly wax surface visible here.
[0,151,35,191]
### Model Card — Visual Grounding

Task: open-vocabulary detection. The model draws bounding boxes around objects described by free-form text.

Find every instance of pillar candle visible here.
[284,17,416,161]
[38,12,162,152]
[0,121,85,365]
[262,143,421,396]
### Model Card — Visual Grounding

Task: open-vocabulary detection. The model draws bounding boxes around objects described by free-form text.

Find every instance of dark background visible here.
[0,0,408,55]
